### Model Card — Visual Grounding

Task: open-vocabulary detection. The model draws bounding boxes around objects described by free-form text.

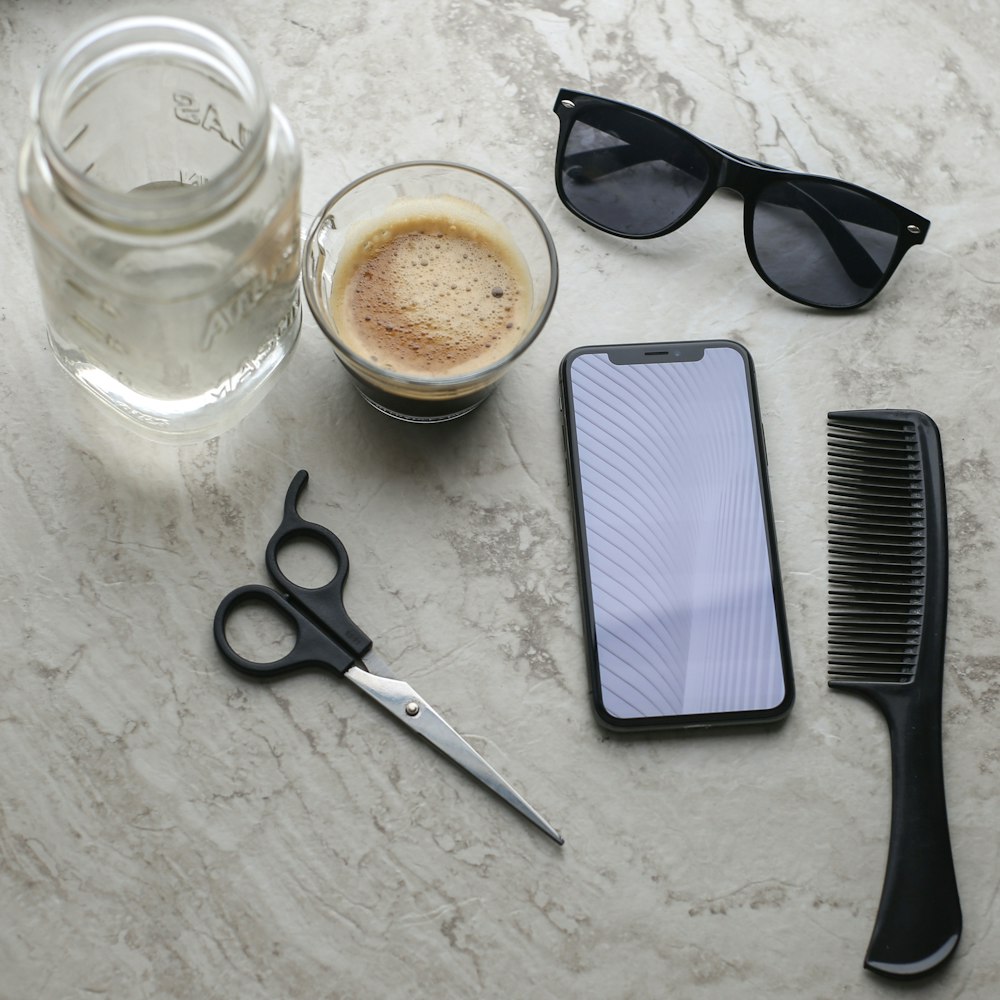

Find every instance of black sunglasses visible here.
[553,89,930,310]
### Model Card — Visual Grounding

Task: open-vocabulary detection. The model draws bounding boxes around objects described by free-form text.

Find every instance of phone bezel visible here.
[559,339,795,731]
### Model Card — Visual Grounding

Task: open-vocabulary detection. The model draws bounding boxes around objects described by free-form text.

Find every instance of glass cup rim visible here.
[302,159,559,392]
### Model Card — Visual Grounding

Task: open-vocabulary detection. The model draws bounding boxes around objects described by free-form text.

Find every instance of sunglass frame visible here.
[553,88,930,310]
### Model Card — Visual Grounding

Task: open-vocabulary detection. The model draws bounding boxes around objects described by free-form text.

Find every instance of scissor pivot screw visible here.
[405,701,421,717]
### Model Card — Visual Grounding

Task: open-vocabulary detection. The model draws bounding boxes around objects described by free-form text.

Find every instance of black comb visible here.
[827,409,961,978]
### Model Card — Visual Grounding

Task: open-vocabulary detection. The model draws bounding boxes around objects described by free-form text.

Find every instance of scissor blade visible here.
[344,667,564,845]
[359,648,395,679]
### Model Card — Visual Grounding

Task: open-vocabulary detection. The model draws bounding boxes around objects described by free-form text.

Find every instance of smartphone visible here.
[559,340,794,731]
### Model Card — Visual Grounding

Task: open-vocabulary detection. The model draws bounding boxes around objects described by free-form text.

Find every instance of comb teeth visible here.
[828,415,927,684]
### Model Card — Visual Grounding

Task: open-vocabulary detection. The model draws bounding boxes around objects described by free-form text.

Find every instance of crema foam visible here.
[330,196,533,380]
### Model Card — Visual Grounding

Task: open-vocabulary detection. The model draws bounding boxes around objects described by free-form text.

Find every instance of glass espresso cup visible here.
[303,162,558,422]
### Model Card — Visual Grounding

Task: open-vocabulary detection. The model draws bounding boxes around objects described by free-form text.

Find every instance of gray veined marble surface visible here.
[2,1,1000,997]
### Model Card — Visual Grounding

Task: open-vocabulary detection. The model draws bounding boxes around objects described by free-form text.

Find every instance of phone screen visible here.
[561,341,793,729]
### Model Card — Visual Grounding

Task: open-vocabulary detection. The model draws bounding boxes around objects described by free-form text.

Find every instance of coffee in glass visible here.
[304,162,557,422]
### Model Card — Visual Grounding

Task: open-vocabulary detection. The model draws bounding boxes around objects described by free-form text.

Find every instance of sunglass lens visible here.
[751,178,902,308]
[560,106,711,237]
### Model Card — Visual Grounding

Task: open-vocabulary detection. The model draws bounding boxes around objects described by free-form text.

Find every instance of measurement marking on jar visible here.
[70,310,118,348]
[65,277,119,316]
[63,124,89,151]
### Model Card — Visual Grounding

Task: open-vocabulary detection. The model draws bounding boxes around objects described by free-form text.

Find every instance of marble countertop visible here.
[3,1,999,997]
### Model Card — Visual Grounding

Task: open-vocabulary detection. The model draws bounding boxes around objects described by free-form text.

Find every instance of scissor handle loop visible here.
[263,470,372,659]
[213,584,355,678]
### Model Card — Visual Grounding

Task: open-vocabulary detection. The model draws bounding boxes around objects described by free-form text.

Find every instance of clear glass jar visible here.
[18,15,302,441]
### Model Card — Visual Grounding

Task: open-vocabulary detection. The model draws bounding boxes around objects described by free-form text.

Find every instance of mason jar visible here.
[18,14,302,440]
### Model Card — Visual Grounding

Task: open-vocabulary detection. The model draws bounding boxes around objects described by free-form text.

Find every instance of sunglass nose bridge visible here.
[715,152,756,193]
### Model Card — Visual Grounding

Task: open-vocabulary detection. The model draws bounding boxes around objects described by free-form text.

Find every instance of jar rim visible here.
[33,14,271,232]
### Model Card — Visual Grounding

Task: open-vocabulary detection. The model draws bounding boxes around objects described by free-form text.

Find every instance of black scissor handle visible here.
[213,584,356,678]
[263,470,372,660]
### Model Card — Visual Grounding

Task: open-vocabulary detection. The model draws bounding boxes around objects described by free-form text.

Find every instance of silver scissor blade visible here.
[359,649,395,679]
[344,666,564,845]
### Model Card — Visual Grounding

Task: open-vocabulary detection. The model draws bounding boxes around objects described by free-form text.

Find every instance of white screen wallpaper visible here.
[569,347,786,720]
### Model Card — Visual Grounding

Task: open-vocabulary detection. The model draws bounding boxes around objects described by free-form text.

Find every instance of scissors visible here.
[213,470,563,845]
